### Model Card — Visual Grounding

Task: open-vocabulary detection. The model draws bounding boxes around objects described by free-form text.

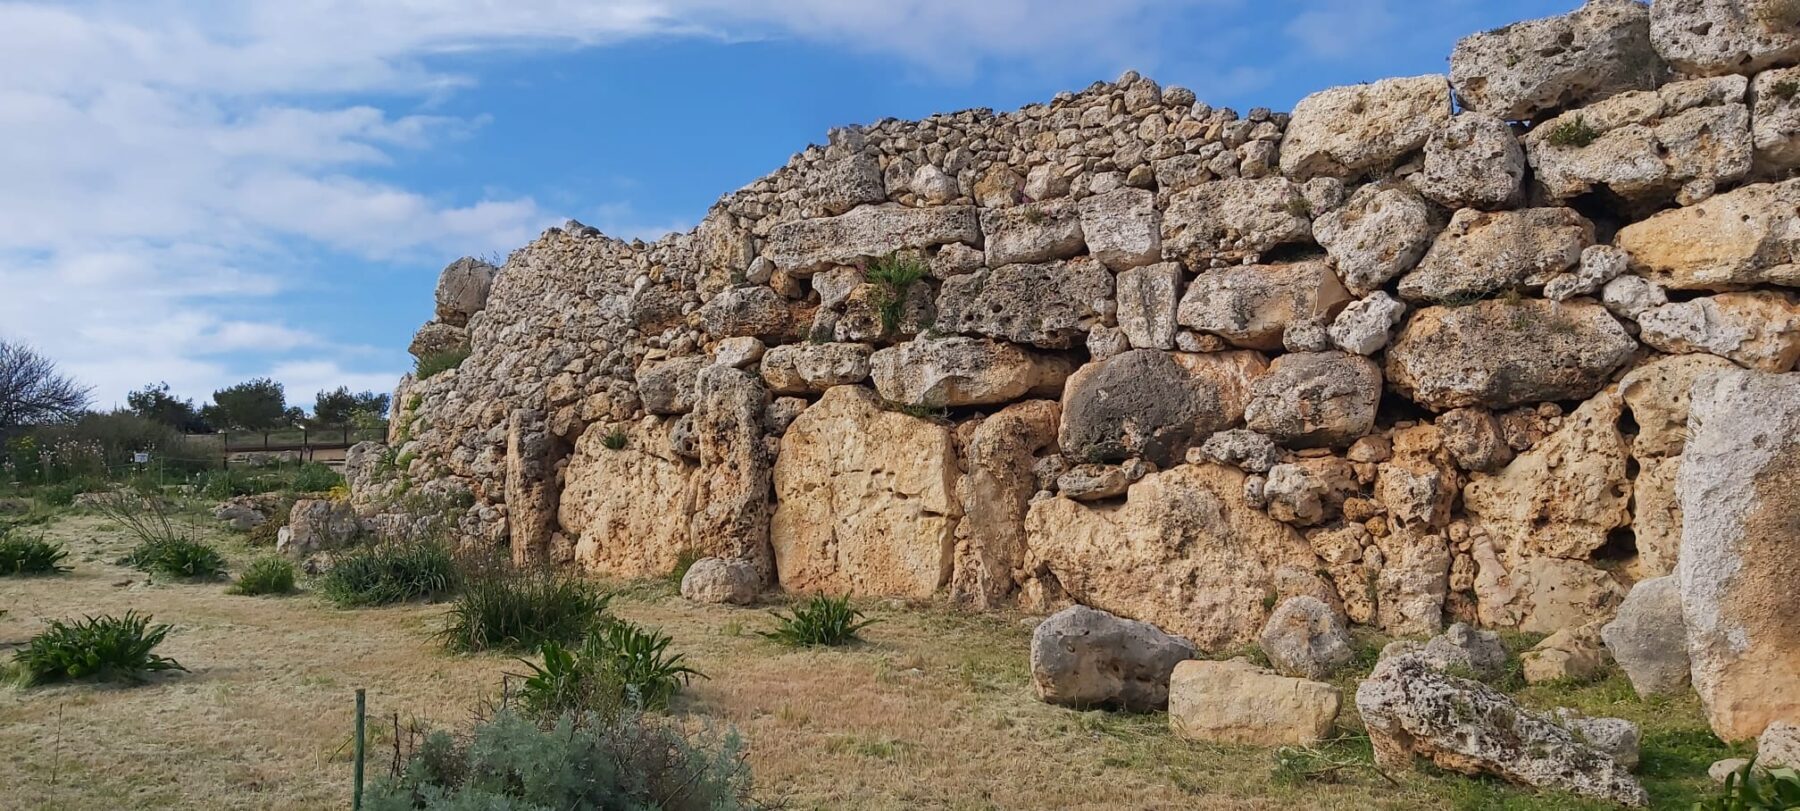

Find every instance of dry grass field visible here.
[0,505,1737,810]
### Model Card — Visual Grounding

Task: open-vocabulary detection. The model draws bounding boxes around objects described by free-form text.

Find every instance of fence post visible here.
[353,688,367,810]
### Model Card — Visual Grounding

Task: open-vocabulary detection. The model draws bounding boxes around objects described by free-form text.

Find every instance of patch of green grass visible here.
[1544,116,1600,148]
[439,568,610,653]
[866,253,929,335]
[120,536,228,580]
[601,428,628,451]
[10,612,186,686]
[415,346,471,380]
[1773,79,1800,102]
[317,541,460,607]
[761,595,878,647]
[0,532,70,576]
[1696,758,1800,811]
[229,556,298,596]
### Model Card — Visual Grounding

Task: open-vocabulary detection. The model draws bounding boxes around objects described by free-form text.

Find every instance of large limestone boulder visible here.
[1387,300,1637,410]
[1615,178,1800,290]
[1521,623,1611,685]
[698,286,792,340]
[1601,576,1692,697]
[1416,113,1527,210]
[1077,187,1161,270]
[1464,391,1632,560]
[408,322,468,361]
[1384,622,1511,683]
[980,200,1085,266]
[1751,66,1800,174]
[936,258,1113,349]
[1259,596,1354,680]
[759,343,873,394]
[1175,259,1352,351]
[1397,207,1592,304]
[1243,351,1382,449]
[1473,550,1627,634]
[434,257,499,327]
[870,337,1071,408]
[1636,291,1800,372]
[1524,76,1752,206]
[1328,292,1406,356]
[1450,0,1663,121]
[807,150,885,215]
[1632,456,1686,578]
[1057,349,1267,467]
[278,498,361,558]
[1358,654,1648,806]
[1651,0,1800,77]
[1115,262,1181,350]
[1679,368,1800,740]
[1161,177,1312,266]
[562,419,696,578]
[1168,658,1341,746]
[771,386,959,597]
[763,204,980,275]
[1029,605,1195,711]
[951,401,1059,608]
[679,557,760,605]
[687,367,776,579]
[1312,183,1435,295]
[1620,353,1738,457]
[1280,75,1452,181]
[1025,464,1333,650]
[636,356,706,415]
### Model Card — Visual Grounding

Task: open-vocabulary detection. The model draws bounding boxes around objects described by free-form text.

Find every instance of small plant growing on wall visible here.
[866,253,929,335]
[1543,116,1600,148]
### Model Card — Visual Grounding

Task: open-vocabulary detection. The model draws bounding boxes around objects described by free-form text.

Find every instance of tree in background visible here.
[311,387,390,428]
[0,340,91,438]
[127,382,211,433]
[200,378,293,431]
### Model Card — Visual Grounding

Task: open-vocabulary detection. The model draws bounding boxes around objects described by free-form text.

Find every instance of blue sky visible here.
[0,0,1577,412]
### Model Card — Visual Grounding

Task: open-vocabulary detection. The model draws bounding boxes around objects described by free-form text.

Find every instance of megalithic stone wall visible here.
[352,0,1800,739]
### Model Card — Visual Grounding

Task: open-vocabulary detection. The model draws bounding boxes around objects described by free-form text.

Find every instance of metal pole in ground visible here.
[353,688,367,810]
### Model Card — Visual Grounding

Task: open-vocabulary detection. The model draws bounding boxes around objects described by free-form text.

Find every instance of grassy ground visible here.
[0,501,1737,810]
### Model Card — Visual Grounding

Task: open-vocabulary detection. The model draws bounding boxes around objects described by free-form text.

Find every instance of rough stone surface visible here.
[562,418,695,578]
[1525,76,1752,205]
[279,499,361,558]
[1437,407,1513,473]
[409,322,468,360]
[1636,291,1800,372]
[1280,75,1452,181]
[1464,392,1631,561]
[1357,654,1649,806]
[1197,429,1281,474]
[1260,596,1355,680]
[1029,605,1195,711]
[1328,293,1406,356]
[1161,177,1312,265]
[1451,0,1664,121]
[1601,576,1692,697]
[1078,188,1162,270]
[1760,721,1800,769]
[760,343,873,394]
[1057,349,1267,467]
[1057,464,1129,501]
[1679,368,1800,740]
[1387,301,1637,410]
[1168,658,1342,746]
[679,557,760,605]
[1651,0,1800,77]
[1616,178,1800,291]
[1312,183,1435,295]
[1177,260,1352,351]
[434,257,499,327]
[1417,113,1527,210]
[1244,351,1382,449]
[1522,623,1611,685]
[637,356,706,415]
[1115,262,1181,350]
[870,337,1071,407]
[1751,66,1800,173]
[981,200,1086,266]
[765,204,980,275]
[1556,711,1642,771]
[937,258,1113,349]
[1398,208,1592,304]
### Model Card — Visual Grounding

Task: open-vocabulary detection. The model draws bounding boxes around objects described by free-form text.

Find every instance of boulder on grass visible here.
[1259,596,1355,680]
[1030,605,1195,712]
[678,557,760,605]
[1168,658,1341,746]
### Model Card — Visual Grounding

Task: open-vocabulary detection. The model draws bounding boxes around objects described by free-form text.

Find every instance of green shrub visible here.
[600,428,628,451]
[415,347,471,380]
[11,611,186,685]
[318,541,460,607]
[866,253,929,334]
[516,623,703,718]
[365,709,763,811]
[0,533,70,576]
[36,479,99,508]
[1545,116,1601,148]
[119,535,228,580]
[590,622,704,711]
[760,594,877,647]
[1697,759,1800,810]
[289,462,342,493]
[199,469,259,499]
[439,568,610,653]
[229,557,297,596]
[1773,79,1800,102]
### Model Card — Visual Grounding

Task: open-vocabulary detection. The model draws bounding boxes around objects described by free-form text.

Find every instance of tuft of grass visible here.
[415,346,471,380]
[601,428,628,451]
[514,622,704,717]
[317,541,460,607]
[290,462,342,493]
[439,568,611,653]
[119,536,228,580]
[761,595,878,647]
[1544,116,1600,148]
[866,253,929,335]
[229,556,298,596]
[1773,79,1800,102]
[0,532,70,576]
[10,612,186,686]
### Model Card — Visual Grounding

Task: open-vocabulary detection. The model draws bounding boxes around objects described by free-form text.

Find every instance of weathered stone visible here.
[504,410,562,564]
[1176,260,1352,351]
[1169,658,1341,746]
[1545,244,1630,302]
[1161,177,1312,265]
[712,337,765,369]
[1387,300,1636,410]
[408,322,468,360]
[1473,549,1627,634]
[1085,325,1130,361]
[771,386,958,597]
[1245,352,1381,449]
[936,258,1113,349]
[1197,429,1281,474]
[1760,721,1800,769]
[1026,464,1332,650]
[1374,527,1455,637]
[1057,349,1267,467]
[679,557,760,605]
[1637,291,1800,371]
[563,418,696,578]
[1464,391,1632,560]
[1328,292,1406,355]
[1450,0,1664,121]
[1030,605,1195,711]
[952,401,1059,608]
[636,356,706,415]
[1651,0,1800,77]
[764,204,980,275]
[870,337,1071,407]
[1078,187,1162,270]
[278,498,360,557]
[1621,353,1738,458]
[809,150,886,215]
[699,286,792,340]
[1313,183,1435,295]
[758,343,872,394]
[1751,66,1800,174]
[1522,623,1611,684]
[1115,262,1181,350]
[1260,596,1354,680]
[434,257,499,327]
[687,367,775,580]
[1057,464,1129,501]
[1555,711,1642,771]
[1437,407,1513,473]
[1382,622,1511,682]
[213,497,271,531]
[1631,456,1684,577]
[910,163,957,205]
[1281,75,1451,181]
[980,200,1085,266]
[1416,113,1527,210]
[1398,208,1592,304]
[1601,576,1692,697]
[1603,274,1671,320]
[1679,368,1800,740]
[1525,76,1752,205]
[1616,178,1800,290]
[1357,654,1648,806]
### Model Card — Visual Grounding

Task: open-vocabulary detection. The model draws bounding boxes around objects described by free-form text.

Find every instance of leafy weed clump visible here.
[761,594,878,647]
[415,346,471,380]
[1696,758,1800,810]
[0,532,70,576]
[318,541,460,607]
[11,612,186,686]
[515,622,704,718]
[1544,116,1600,148]
[119,536,228,580]
[439,567,610,653]
[229,556,298,596]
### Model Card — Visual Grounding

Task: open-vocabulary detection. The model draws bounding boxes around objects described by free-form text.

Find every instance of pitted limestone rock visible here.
[759,343,873,394]
[1525,75,1752,205]
[1615,178,1800,291]
[1030,605,1195,712]
[1161,177,1312,266]
[1057,349,1267,467]
[1651,0,1800,77]
[1312,182,1435,296]
[936,258,1113,349]
[869,337,1072,408]
[1397,207,1592,304]
[980,200,1086,266]
[1244,351,1382,449]
[1280,75,1451,181]
[1636,291,1800,371]
[1416,113,1527,210]
[1176,259,1352,351]
[763,204,980,275]
[1078,187,1162,270]
[1450,0,1663,121]
[434,257,499,327]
